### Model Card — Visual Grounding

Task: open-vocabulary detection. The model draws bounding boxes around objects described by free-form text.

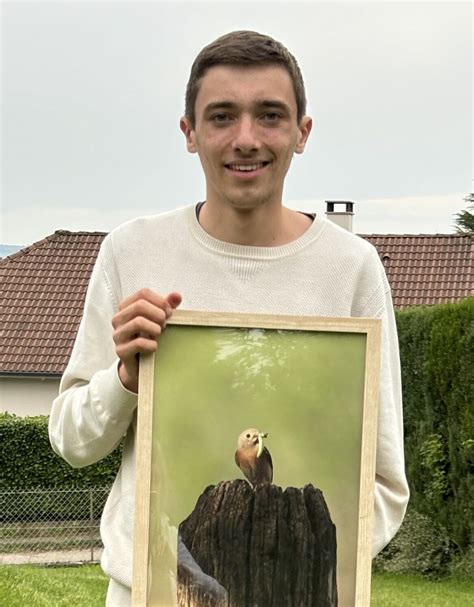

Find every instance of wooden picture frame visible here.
[132,310,381,606]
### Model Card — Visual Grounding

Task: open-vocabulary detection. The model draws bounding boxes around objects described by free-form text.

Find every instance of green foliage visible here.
[395,298,474,554]
[448,545,474,579]
[0,413,122,490]
[373,507,451,578]
[453,193,474,233]
[418,434,448,503]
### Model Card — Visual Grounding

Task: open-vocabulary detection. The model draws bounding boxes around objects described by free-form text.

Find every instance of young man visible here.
[49,31,409,605]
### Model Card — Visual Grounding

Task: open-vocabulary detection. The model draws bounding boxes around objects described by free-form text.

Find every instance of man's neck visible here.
[197,201,313,247]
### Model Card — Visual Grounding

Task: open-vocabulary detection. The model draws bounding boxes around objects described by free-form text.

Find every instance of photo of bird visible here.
[235,428,273,487]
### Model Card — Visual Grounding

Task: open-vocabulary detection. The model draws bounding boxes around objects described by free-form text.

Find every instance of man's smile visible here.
[224,160,270,177]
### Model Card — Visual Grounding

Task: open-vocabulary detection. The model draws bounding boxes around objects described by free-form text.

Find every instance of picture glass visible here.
[142,321,371,606]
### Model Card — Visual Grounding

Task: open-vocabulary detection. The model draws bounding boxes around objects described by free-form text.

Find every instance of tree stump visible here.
[178,480,337,606]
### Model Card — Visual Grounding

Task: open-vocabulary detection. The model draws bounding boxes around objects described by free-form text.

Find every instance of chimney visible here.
[325,200,355,232]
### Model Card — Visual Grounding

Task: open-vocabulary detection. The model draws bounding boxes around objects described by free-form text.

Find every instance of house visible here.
[0,231,104,416]
[1,226,472,416]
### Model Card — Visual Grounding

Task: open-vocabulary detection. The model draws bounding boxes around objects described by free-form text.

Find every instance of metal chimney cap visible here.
[325,200,355,213]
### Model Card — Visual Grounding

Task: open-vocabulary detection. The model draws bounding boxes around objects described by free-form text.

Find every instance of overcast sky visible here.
[1,1,472,245]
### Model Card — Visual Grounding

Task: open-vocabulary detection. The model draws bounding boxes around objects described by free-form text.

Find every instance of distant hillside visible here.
[0,244,25,258]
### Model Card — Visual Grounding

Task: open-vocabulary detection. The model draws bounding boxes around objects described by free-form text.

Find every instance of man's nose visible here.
[232,116,261,153]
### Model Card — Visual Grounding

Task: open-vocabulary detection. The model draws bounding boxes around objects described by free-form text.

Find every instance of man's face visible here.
[180,65,312,213]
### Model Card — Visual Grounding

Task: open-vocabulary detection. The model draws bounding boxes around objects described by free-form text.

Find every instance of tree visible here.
[453,193,474,234]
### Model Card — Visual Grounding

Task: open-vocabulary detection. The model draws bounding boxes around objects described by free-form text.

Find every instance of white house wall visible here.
[0,377,60,417]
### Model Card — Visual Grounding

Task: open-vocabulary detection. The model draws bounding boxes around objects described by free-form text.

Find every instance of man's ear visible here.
[295,116,313,154]
[180,116,197,153]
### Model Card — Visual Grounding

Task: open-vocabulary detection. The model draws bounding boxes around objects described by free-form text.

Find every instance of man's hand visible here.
[112,289,182,393]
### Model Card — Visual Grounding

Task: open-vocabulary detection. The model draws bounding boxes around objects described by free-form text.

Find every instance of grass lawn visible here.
[0,565,473,606]
[0,564,107,607]
[371,572,474,606]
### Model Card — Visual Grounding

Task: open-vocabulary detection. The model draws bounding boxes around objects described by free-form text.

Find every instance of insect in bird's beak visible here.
[257,432,268,458]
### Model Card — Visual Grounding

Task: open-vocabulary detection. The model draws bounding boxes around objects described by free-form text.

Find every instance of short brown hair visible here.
[184,30,307,128]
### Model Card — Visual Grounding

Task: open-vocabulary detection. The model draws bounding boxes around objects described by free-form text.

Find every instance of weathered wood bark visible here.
[178,480,337,607]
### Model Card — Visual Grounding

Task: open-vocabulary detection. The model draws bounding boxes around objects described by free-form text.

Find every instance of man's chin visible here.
[223,193,276,212]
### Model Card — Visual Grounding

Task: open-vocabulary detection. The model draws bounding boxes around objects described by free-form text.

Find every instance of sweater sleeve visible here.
[48,241,137,468]
[366,260,410,556]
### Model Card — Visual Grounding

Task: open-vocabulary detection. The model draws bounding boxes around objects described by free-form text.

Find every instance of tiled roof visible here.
[0,230,472,375]
[0,231,106,375]
[361,233,473,308]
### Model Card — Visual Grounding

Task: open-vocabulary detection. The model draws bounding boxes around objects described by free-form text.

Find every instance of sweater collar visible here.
[187,203,325,259]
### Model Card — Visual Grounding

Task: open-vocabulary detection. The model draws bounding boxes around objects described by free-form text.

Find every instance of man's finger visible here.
[112,300,168,330]
[116,336,158,363]
[113,317,163,346]
[166,291,183,312]
[118,288,174,313]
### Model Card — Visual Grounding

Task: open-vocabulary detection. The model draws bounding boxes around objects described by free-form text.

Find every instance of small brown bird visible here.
[235,428,273,487]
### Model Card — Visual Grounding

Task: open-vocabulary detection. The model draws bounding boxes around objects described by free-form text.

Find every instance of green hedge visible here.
[0,413,122,520]
[0,413,122,490]
[396,298,473,552]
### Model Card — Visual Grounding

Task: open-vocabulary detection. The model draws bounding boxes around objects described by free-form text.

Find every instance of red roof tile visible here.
[0,230,472,375]
[361,233,473,308]
[0,230,105,375]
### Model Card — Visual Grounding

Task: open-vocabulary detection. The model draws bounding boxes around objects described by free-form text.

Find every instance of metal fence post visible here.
[89,489,94,563]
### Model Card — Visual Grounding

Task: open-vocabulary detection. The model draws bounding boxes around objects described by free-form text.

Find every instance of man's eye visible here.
[262,112,281,122]
[211,114,231,123]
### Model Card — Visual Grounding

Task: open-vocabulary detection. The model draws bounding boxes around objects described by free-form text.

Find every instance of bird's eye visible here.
[246,433,251,438]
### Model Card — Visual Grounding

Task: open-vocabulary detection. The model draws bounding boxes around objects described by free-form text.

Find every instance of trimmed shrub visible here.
[0,413,122,490]
[373,506,452,578]
[0,413,122,520]
[396,298,473,553]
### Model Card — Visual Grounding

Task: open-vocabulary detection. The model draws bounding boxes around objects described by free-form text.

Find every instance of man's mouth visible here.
[225,161,270,172]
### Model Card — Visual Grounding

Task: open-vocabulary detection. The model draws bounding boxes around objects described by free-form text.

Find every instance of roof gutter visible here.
[0,372,62,379]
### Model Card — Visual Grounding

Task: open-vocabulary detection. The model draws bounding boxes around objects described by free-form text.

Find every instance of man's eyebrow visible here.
[203,101,238,113]
[256,99,291,112]
[203,100,292,113]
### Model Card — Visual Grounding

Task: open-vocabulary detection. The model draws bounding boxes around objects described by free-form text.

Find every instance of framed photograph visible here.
[132,310,381,606]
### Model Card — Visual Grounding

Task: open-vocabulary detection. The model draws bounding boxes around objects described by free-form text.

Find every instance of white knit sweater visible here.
[49,204,409,589]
